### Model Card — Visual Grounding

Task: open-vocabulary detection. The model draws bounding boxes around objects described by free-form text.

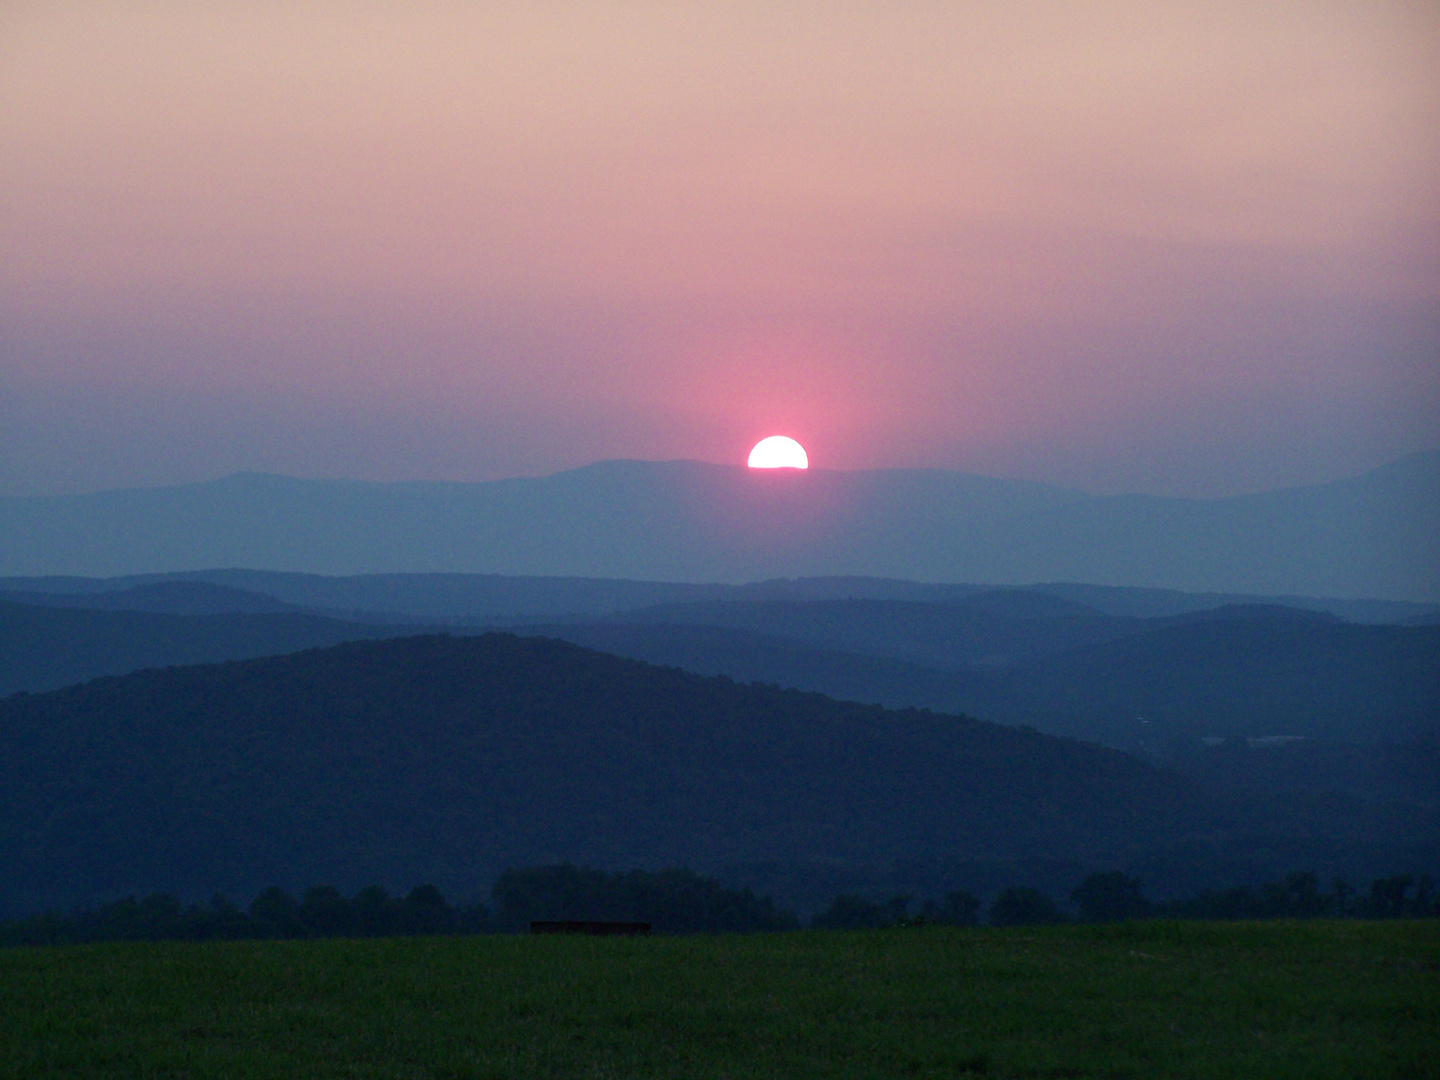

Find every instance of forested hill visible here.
[0,632,1237,916]
[6,592,1434,750]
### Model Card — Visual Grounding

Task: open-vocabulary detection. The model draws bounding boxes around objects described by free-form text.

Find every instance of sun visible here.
[747,436,809,469]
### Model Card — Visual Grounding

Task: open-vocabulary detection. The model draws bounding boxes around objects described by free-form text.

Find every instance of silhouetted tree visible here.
[493,864,795,933]
[300,886,357,937]
[396,885,457,935]
[353,885,394,936]
[204,894,252,939]
[248,886,304,938]
[812,895,892,930]
[1330,878,1355,918]
[1071,872,1150,922]
[988,887,1064,926]
[921,891,980,926]
[133,893,185,938]
[1414,875,1436,917]
[1259,872,1328,918]
[1366,875,1414,918]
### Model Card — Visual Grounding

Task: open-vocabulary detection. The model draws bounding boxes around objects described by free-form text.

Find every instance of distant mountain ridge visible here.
[2,451,1436,599]
[3,570,1433,625]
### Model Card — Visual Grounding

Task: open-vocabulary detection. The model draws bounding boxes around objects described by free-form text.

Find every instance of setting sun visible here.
[747,436,809,469]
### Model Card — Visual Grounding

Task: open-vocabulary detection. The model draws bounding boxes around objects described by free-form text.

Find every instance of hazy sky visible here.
[2,2,1436,496]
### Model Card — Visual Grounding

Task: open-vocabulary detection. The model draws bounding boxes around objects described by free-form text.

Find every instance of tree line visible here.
[2,867,1435,947]
[814,871,1440,928]
[0,866,794,947]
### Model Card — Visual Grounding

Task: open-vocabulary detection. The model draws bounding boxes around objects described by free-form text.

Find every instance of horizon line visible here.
[3,447,1435,503]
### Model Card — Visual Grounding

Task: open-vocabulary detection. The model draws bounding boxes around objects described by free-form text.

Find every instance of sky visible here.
[1,1,1436,498]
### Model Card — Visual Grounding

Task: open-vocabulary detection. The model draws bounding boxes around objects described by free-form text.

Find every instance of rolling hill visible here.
[4,587,1435,747]
[12,631,1427,917]
[530,609,1439,747]
[963,615,1440,746]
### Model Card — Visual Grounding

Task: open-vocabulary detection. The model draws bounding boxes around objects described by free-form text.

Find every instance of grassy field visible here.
[1,920,1436,1079]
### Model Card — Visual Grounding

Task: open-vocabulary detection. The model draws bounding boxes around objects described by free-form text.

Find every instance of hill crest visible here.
[0,632,1213,915]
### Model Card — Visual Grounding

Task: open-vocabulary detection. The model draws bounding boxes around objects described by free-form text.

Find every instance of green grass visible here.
[1,921,1436,1079]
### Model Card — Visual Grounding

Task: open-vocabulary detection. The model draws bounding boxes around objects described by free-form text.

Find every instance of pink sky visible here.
[2,2,1436,496]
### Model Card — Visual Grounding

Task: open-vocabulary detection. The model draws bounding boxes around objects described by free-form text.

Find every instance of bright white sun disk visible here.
[747,436,809,469]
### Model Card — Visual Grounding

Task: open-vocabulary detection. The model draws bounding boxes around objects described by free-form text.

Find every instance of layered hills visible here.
[3,580,1435,750]
[8,569,1433,624]
[520,613,1440,749]
[3,632,1432,918]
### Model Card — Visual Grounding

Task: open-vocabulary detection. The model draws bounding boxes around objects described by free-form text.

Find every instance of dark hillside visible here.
[987,618,1440,745]
[1166,739,1440,808]
[7,594,1433,751]
[525,619,1439,813]
[550,611,1439,747]
[0,633,1226,915]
